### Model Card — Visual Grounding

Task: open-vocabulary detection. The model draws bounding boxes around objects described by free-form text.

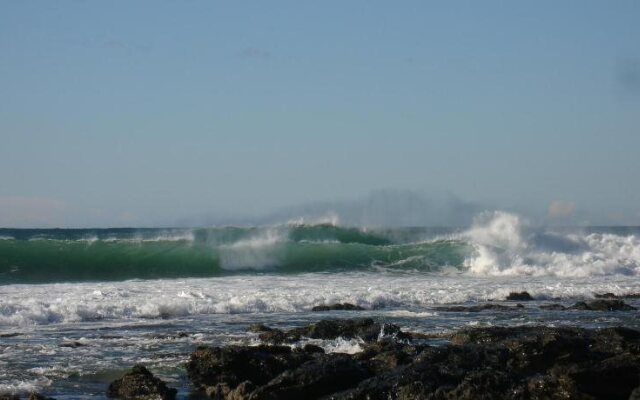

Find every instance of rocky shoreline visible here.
[181,318,640,400]
[3,295,640,400]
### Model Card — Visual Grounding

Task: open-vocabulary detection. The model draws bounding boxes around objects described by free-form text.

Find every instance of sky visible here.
[1,1,639,227]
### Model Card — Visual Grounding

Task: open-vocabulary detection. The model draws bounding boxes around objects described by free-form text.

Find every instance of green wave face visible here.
[0,226,470,284]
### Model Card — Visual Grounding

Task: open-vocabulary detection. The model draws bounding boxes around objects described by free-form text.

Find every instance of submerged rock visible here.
[570,299,637,311]
[595,292,640,299]
[540,299,637,312]
[311,303,365,311]
[437,303,525,312]
[106,365,177,400]
[505,291,534,301]
[539,303,567,310]
[0,394,55,400]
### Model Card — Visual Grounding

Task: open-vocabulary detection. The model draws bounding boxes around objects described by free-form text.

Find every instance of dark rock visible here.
[437,303,525,312]
[106,364,177,400]
[298,344,324,354]
[333,326,640,400]
[570,299,637,311]
[189,321,640,400]
[0,395,55,400]
[254,318,409,344]
[539,303,567,310]
[0,333,21,338]
[226,381,256,400]
[594,292,618,298]
[27,395,56,400]
[505,291,534,301]
[311,303,365,311]
[248,354,370,399]
[60,341,85,348]
[595,292,640,299]
[186,345,314,389]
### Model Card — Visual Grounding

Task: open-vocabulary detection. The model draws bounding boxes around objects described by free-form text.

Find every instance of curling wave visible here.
[0,225,468,283]
[1,212,640,284]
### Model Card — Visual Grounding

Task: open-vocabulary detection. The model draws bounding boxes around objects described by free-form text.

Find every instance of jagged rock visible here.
[311,303,365,311]
[437,303,525,312]
[505,291,534,301]
[186,345,314,389]
[248,354,370,399]
[251,318,409,344]
[189,321,640,400]
[106,364,176,400]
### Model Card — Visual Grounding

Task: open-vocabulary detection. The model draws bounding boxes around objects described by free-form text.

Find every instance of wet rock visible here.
[0,333,21,338]
[186,345,314,389]
[106,364,177,400]
[247,324,288,345]
[27,395,56,400]
[539,303,567,310]
[595,292,640,299]
[249,354,370,399]
[297,344,324,354]
[311,303,365,311]
[60,341,85,348]
[0,395,56,400]
[594,292,618,298]
[505,291,534,301]
[437,303,525,312]
[190,321,640,400]
[253,318,409,344]
[226,381,256,400]
[337,326,640,400]
[570,299,637,311]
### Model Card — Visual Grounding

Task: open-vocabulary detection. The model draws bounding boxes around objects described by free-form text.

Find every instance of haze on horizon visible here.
[1,1,639,228]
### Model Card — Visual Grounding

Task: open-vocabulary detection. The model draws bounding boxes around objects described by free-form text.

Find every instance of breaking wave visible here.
[1,212,639,283]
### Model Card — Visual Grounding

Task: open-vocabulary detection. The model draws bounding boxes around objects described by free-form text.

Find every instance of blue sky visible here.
[1,1,639,227]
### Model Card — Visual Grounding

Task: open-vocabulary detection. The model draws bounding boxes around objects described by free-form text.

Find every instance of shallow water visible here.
[2,213,640,397]
[1,272,640,398]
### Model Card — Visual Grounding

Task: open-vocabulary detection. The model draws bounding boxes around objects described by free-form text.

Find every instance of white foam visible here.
[286,213,340,227]
[294,337,365,354]
[462,211,640,277]
[218,229,287,270]
[2,271,639,327]
[0,377,52,394]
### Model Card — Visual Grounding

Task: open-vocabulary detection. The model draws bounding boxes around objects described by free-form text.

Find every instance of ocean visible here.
[1,211,640,398]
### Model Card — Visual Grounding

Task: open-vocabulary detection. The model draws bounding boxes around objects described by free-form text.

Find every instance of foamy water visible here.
[2,212,640,397]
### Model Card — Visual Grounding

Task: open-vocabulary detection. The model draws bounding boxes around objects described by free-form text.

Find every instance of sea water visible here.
[1,212,640,398]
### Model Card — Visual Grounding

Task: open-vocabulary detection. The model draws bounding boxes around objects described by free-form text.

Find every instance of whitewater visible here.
[1,211,640,397]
